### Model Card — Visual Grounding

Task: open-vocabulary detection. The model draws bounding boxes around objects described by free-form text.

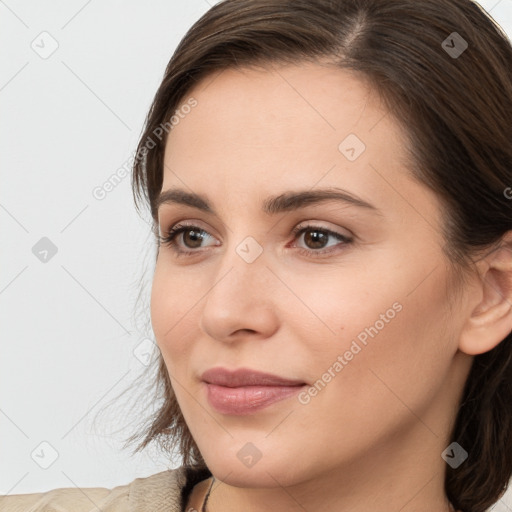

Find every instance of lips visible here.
[201,367,307,415]
[200,367,306,387]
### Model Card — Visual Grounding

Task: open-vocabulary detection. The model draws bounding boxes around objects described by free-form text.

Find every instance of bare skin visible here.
[150,61,512,512]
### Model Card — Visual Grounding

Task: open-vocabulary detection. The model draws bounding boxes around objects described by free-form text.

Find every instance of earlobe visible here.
[459,233,512,356]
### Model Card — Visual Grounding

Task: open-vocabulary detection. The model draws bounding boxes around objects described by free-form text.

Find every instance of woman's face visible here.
[150,62,472,493]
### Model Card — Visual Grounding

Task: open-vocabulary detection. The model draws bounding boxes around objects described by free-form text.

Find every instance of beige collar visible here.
[184,476,215,511]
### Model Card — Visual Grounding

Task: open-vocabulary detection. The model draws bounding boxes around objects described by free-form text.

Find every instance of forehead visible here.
[165,61,396,149]
[161,62,415,215]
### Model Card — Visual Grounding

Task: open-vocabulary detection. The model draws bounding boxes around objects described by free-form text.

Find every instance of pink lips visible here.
[201,367,307,415]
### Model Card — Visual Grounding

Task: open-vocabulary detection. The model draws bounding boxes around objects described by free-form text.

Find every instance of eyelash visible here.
[158,222,353,259]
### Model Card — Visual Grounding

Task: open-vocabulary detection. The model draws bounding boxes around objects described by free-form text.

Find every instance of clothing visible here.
[0,468,464,512]
[0,465,212,512]
[185,476,214,511]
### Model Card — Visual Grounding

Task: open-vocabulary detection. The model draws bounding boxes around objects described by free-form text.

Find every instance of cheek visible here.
[149,266,170,345]
[295,248,452,371]
[311,261,456,430]
[150,264,195,365]
[277,260,402,358]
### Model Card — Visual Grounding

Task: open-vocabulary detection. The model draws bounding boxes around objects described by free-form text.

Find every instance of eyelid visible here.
[293,220,353,238]
[159,217,216,237]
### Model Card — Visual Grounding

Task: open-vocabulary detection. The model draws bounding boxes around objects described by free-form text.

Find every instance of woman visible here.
[2,0,512,511]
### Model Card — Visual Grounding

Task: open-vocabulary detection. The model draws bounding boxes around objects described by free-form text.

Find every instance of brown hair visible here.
[98,1,512,511]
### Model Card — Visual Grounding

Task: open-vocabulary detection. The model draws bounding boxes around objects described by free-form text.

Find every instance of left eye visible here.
[158,222,353,258]
[292,226,352,253]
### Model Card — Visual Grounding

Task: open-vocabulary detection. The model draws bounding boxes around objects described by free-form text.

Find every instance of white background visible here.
[1,0,511,508]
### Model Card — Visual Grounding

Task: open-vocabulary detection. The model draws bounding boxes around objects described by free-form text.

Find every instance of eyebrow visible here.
[155,187,382,216]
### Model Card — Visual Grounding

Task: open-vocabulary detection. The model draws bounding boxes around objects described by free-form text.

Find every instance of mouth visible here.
[201,367,307,415]
[203,382,307,415]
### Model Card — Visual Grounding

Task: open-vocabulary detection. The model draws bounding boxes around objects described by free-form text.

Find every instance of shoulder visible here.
[0,466,190,512]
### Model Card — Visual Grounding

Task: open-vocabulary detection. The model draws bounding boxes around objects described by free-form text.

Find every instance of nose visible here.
[199,238,280,343]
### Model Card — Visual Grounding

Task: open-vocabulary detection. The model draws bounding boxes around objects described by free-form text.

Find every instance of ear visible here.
[459,231,512,356]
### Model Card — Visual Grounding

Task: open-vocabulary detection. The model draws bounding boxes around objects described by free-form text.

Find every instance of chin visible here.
[203,449,310,489]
